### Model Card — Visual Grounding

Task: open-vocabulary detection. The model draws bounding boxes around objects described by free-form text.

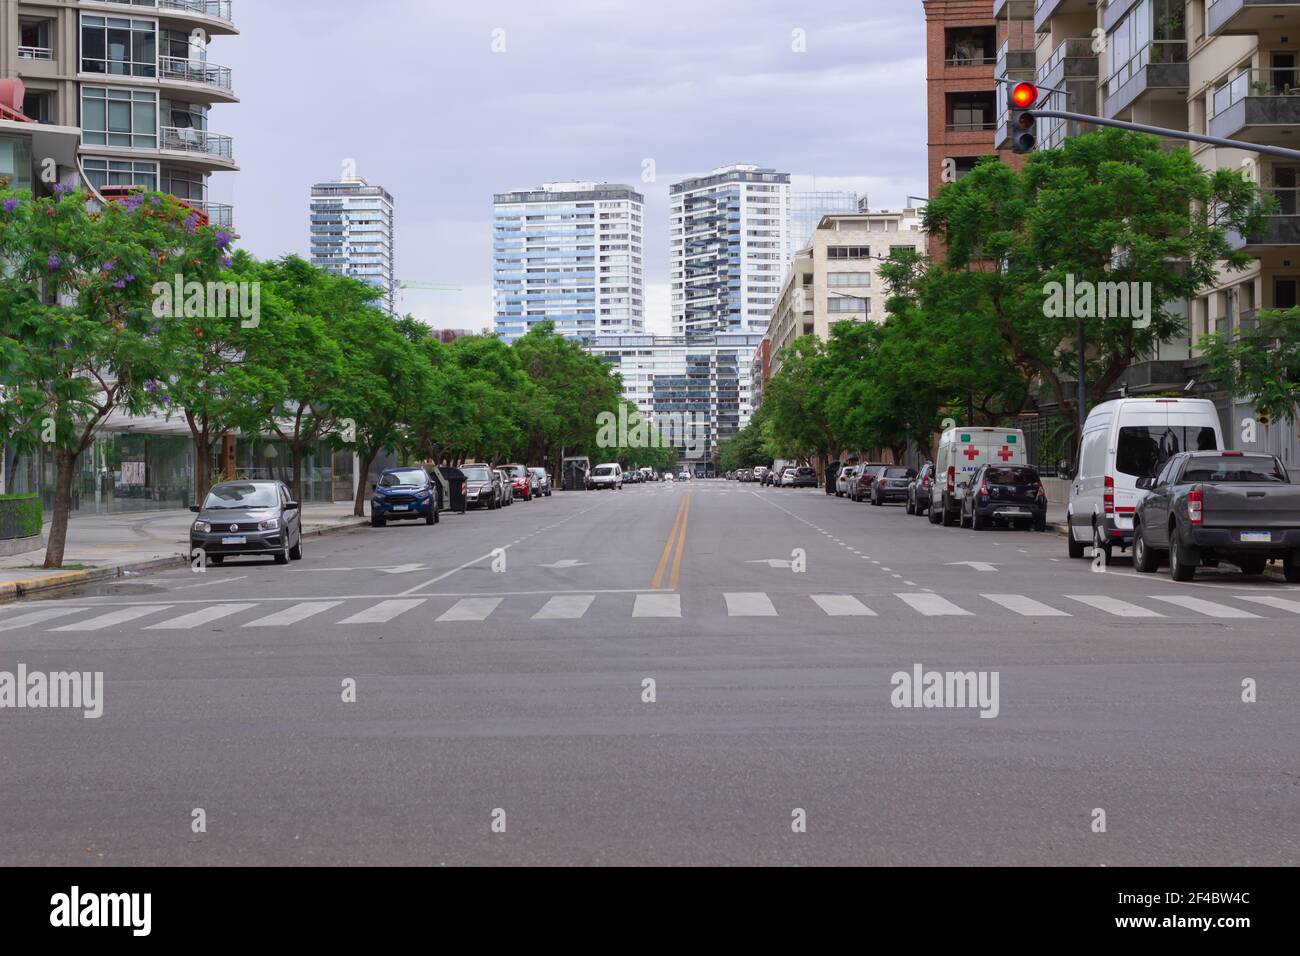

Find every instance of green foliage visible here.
[0,494,42,540]
[1200,308,1300,422]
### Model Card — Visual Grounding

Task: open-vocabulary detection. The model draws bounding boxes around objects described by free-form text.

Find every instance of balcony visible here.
[18,46,53,61]
[1034,0,1096,34]
[190,200,233,228]
[1039,37,1100,88]
[158,57,235,98]
[1209,68,1300,145]
[159,126,234,166]
[1226,188,1300,251]
[996,29,1035,78]
[155,0,238,36]
[993,0,1035,19]
[1103,44,1189,118]
[1208,0,1300,36]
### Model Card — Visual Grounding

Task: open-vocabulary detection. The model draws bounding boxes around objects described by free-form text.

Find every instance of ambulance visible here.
[929,426,1028,527]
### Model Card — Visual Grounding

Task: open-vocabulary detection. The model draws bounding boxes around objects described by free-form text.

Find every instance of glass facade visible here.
[0,135,33,192]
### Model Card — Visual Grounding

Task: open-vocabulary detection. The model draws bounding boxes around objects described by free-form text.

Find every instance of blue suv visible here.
[370,467,440,527]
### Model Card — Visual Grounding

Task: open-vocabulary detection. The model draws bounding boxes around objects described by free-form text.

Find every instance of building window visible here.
[82,157,159,191]
[162,166,206,201]
[0,135,34,192]
[828,297,869,313]
[828,273,870,287]
[827,246,871,260]
[22,91,53,125]
[81,87,158,149]
[81,15,157,78]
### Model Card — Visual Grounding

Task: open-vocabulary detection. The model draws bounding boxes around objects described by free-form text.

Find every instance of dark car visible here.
[789,465,818,488]
[850,463,889,502]
[370,466,440,528]
[494,468,515,506]
[461,464,504,510]
[870,466,917,505]
[529,467,553,497]
[907,463,936,516]
[961,464,1047,531]
[190,479,303,565]
[1133,451,1300,581]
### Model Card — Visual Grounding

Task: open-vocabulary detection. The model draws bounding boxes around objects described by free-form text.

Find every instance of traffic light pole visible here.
[1028,108,1300,162]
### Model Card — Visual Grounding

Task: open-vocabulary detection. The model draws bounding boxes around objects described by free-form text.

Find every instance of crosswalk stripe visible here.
[436,597,502,623]
[0,607,87,632]
[810,594,876,617]
[339,599,427,625]
[533,595,595,620]
[52,605,173,632]
[146,603,258,630]
[1233,594,1300,615]
[896,593,971,616]
[725,592,778,617]
[244,601,342,628]
[982,594,1070,617]
[1065,595,1164,618]
[1148,595,1261,619]
[633,593,680,618]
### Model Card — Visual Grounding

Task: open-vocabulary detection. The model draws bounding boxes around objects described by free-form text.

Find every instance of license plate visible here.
[1004,508,1027,515]
[222,536,246,546]
[1241,531,1271,543]
[392,505,409,512]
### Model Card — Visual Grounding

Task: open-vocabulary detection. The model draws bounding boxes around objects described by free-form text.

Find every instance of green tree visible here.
[763,336,840,467]
[1200,308,1300,424]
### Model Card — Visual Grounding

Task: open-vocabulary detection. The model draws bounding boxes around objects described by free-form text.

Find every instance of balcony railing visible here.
[1213,67,1300,115]
[947,121,997,132]
[159,126,233,161]
[18,46,53,61]
[1038,37,1097,84]
[159,56,233,91]
[158,0,234,23]
[191,200,233,228]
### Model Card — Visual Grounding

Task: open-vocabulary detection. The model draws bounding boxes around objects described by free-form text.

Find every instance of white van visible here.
[930,426,1028,526]
[1066,398,1223,559]
[588,462,623,490]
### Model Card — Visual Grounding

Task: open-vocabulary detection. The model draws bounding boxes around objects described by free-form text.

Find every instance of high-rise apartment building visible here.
[789,187,860,252]
[309,175,397,314]
[492,181,644,343]
[670,164,791,340]
[0,0,238,226]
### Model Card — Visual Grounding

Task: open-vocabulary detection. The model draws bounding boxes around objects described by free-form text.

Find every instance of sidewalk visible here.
[0,503,367,601]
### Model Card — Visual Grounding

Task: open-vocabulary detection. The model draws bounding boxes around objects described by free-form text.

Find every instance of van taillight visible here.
[978,479,989,496]
[947,467,955,493]
[1036,483,1047,500]
[1103,475,1115,516]
[1188,486,1203,524]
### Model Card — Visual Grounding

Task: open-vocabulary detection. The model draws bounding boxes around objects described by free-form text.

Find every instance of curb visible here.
[0,517,370,605]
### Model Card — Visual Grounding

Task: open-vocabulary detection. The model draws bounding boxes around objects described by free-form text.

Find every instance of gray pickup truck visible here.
[1133,451,1300,582]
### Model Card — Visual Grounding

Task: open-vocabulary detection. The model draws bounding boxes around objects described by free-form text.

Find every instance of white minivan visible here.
[1066,398,1223,560]
[588,462,624,490]
[930,426,1028,527]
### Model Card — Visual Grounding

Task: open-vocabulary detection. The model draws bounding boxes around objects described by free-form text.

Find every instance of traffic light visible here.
[1009,81,1038,154]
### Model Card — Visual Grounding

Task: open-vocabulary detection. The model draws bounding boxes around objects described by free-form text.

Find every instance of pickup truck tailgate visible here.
[1203,483,1300,529]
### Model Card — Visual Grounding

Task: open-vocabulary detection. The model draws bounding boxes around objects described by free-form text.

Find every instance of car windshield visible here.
[381,470,426,487]
[797,467,815,476]
[505,465,527,477]
[463,467,491,481]
[204,483,279,509]
[882,467,913,478]
[1116,426,1218,479]
[985,467,1038,484]
[529,469,545,479]
[594,466,615,476]
[1181,457,1287,483]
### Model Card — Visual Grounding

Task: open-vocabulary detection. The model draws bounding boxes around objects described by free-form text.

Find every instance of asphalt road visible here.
[1,481,1296,865]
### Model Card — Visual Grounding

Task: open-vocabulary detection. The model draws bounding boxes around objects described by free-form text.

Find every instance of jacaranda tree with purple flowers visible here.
[0,187,227,568]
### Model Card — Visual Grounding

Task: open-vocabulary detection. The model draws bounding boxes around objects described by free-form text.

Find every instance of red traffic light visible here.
[1011,82,1038,109]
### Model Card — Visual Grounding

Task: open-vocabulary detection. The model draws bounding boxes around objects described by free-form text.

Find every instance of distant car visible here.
[777,467,797,487]
[494,468,515,507]
[753,466,770,484]
[850,463,889,502]
[528,467,552,497]
[1133,451,1300,581]
[961,464,1047,531]
[589,462,624,490]
[370,466,440,527]
[190,479,302,565]
[501,464,532,500]
[678,470,691,481]
[460,464,501,510]
[789,466,818,488]
[907,463,936,516]
[870,466,916,506]
[664,472,675,483]
[836,465,858,497]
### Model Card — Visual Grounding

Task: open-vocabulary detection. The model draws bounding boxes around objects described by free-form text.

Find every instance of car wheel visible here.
[941,497,956,527]
[1033,515,1047,533]
[1067,521,1086,558]
[209,554,224,566]
[371,515,385,528]
[906,496,915,515]
[960,507,972,529]
[1235,555,1268,576]
[871,492,881,506]
[1132,524,1158,573]
[274,541,290,565]
[1092,522,1112,565]
[289,534,303,561]
[972,508,985,531]
[426,507,435,525]
[1284,551,1300,583]
[1169,527,1197,582]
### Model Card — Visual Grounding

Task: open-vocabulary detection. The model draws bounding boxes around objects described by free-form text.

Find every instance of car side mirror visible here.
[189,505,201,513]
[284,501,300,510]
[371,483,377,491]
[1136,476,1155,491]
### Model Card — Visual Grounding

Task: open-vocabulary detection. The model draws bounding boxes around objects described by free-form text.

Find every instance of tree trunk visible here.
[193,430,211,508]
[42,449,77,570]
[290,444,304,504]
[353,443,380,517]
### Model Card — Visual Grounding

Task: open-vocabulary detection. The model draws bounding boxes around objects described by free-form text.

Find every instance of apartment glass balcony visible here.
[1210,67,1300,145]
[159,126,234,164]
[993,0,1035,20]
[1226,188,1300,251]
[158,56,234,96]
[1103,44,1188,118]
[159,0,234,24]
[190,200,233,228]
[1034,0,1095,33]
[18,46,53,60]
[995,28,1035,79]
[1208,0,1300,36]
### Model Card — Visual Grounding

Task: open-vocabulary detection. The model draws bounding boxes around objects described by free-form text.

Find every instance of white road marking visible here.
[146,603,258,630]
[532,594,595,620]
[811,594,877,617]
[1065,595,1164,618]
[171,575,248,591]
[339,599,427,625]
[244,601,342,628]
[896,594,972,616]
[725,592,778,617]
[0,607,87,632]
[436,597,502,622]
[983,594,1070,617]
[1147,595,1260,619]
[1234,594,1300,615]
[53,605,173,632]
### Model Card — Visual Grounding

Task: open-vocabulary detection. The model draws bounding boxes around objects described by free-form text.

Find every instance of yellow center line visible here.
[652,493,688,589]
[668,491,692,590]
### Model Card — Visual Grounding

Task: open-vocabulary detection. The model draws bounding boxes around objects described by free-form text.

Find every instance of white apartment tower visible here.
[670,164,791,340]
[493,181,644,342]
[309,175,397,315]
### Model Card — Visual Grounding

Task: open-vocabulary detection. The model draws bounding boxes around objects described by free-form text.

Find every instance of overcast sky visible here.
[215,0,927,333]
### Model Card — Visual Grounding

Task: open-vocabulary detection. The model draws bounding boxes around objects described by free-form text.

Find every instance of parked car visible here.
[529,467,552,497]
[370,466,440,527]
[589,462,624,490]
[460,464,501,510]
[907,463,936,516]
[850,463,889,502]
[190,479,303,565]
[678,470,691,481]
[932,427,1028,527]
[1066,398,1222,561]
[960,464,1047,531]
[870,466,917,506]
[836,464,859,498]
[1133,451,1300,582]
[789,465,818,488]
[778,467,797,487]
[494,468,515,507]
[501,464,533,500]
[753,466,770,484]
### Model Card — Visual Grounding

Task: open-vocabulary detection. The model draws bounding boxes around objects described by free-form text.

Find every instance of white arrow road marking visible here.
[747,559,794,569]
[539,560,590,569]
[946,561,999,572]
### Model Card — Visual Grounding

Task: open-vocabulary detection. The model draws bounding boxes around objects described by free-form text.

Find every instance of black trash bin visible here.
[826,461,842,495]
[438,466,468,514]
